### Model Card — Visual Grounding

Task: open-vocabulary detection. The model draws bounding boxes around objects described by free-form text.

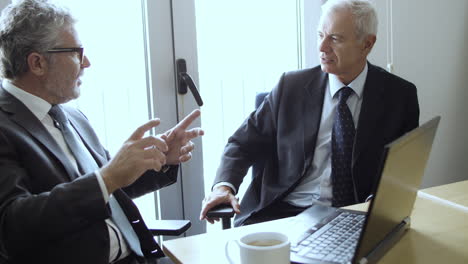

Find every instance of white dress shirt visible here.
[2,80,130,262]
[283,64,368,207]
[215,64,368,208]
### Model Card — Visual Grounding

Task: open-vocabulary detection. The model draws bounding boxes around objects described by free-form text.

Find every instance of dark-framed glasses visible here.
[47,47,84,64]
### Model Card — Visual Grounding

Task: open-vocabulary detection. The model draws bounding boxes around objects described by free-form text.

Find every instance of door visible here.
[145,0,205,237]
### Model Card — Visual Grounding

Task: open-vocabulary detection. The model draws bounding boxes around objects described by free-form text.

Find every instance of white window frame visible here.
[144,0,205,237]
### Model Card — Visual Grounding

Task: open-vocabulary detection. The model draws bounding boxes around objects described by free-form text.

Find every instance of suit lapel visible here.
[0,89,79,180]
[352,63,385,165]
[303,70,328,168]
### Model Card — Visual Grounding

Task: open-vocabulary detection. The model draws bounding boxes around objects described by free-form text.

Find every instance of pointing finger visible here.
[173,110,201,132]
[166,110,201,142]
[129,119,160,141]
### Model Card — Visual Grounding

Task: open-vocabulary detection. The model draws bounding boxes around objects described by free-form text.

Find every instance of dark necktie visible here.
[331,87,356,207]
[49,105,96,175]
[48,105,144,257]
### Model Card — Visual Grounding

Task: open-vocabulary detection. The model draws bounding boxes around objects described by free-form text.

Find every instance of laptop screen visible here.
[354,116,440,262]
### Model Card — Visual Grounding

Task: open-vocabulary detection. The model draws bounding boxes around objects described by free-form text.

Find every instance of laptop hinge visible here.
[358,216,411,264]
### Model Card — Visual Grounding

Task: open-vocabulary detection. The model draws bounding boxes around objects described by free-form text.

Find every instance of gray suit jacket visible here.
[0,86,176,264]
[214,63,420,226]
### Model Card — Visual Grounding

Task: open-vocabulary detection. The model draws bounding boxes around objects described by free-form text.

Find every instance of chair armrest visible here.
[206,204,235,229]
[206,204,235,218]
[147,220,191,236]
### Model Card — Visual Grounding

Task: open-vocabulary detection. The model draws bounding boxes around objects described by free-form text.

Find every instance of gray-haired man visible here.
[200,0,419,227]
[0,0,203,263]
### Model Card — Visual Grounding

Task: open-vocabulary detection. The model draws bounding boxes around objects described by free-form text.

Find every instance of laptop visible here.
[289,116,441,264]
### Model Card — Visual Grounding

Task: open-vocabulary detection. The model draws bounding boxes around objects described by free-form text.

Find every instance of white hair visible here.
[0,0,76,79]
[320,0,378,40]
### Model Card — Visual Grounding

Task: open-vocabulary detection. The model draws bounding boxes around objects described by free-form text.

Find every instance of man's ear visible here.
[363,35,376,54]
[27,52,48,76]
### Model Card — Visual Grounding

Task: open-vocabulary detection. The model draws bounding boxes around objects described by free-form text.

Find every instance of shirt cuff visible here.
[161,164,172,173]
[212,182,237,194]
[95,169,110,203]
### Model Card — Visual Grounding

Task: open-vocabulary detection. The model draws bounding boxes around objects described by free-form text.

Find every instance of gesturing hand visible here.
[163,109,204,165]
[101,119,168,194]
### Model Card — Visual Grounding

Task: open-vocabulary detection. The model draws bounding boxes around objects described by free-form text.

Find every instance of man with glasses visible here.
[0,0,203,263]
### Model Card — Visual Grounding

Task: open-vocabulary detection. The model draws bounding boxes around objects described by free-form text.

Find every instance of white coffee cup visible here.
[225,231,290,264]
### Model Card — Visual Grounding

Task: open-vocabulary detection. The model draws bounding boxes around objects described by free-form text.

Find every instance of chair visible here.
[131,202,191,236]
[0,220,190,263]
[206,204,235,229]
[147,219,191,236]
[142,208,192,262]
[206,92,269,229]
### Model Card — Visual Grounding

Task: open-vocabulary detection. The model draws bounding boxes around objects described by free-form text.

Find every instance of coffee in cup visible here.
[225,232,290,264]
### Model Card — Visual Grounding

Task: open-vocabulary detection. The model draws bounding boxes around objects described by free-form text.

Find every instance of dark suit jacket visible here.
[214,63,420,226]
[0,86,177,263]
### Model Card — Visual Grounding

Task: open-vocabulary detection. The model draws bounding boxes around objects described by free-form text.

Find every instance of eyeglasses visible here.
[47,47,84,64]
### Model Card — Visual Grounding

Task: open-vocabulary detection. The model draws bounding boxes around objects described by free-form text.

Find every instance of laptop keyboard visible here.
[291,212,366,263]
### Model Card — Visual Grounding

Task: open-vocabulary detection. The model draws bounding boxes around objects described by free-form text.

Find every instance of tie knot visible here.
[338,86,353,102]
[49,105,68,127]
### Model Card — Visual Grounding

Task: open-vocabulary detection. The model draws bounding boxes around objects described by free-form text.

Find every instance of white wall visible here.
[0,0,8,11]
[369,0,468,187]
[308,0,468,188]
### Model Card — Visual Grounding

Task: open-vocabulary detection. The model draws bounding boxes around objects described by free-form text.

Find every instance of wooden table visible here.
[418,180,468,207]
[162,181,468,264]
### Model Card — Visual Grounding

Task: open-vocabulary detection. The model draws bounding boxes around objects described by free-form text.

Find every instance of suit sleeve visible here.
[404,82,420,132]
[0,130,110,256]
[123,166,179,198]
[213,73,285,191]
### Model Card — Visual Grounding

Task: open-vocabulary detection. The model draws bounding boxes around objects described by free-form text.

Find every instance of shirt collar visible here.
[2,79,52,121]
[329,63,368,99]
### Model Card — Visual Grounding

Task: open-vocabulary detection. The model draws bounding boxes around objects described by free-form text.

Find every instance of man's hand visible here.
[199,185,241,224]
[100,119,168,194]
[163,109,204,165]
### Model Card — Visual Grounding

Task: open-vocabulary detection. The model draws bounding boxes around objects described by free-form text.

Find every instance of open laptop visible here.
[289,116,441,264]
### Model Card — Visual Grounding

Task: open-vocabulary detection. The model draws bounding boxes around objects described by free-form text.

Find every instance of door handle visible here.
[176,58,203,106]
